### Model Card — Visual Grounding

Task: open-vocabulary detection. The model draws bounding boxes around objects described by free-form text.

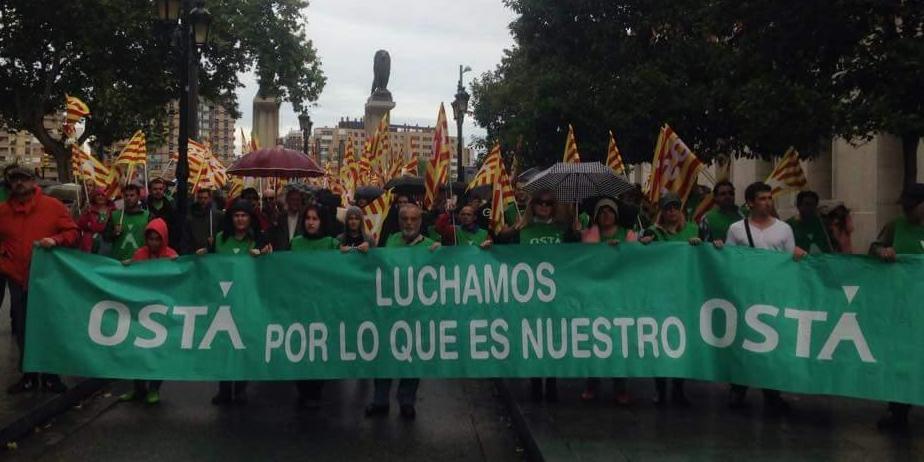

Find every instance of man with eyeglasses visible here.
[700,180,743,244]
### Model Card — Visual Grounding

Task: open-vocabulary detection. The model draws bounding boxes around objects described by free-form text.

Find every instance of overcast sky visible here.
[234,0,517,152]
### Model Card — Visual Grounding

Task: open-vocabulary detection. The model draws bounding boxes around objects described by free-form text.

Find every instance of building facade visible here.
[0,114,65,180]
[150,100,236,174]
[307,118,473,179]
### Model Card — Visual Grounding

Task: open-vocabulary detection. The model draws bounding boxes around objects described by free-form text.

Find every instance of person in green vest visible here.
[640,192,701,246]
[197,199,271,405]
[288,205,337,410]
[640,192,697,406]
[105,183,150,262]
[367,204,440,420]
[872,183,924,433]
[512,190,580,403]
[434,204,492,247]
[579,198,637,405]
[700,180,744,243]
[786,190,833,254]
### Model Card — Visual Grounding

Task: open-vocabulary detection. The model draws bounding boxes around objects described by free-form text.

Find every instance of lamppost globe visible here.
[190,1,211,46]
[155,0,181,21]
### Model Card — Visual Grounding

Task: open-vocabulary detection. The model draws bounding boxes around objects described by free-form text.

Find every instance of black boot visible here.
[6,373,37,395]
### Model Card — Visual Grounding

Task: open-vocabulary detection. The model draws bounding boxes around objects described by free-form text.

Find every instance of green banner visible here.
[24,244,924,405]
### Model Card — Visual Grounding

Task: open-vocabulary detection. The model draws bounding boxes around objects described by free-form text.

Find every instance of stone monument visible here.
[364,50,396,138]
[252,86,281,149]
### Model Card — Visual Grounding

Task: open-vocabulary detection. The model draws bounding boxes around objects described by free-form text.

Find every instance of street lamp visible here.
[298,113,312,156]
[451,64,472,183]
[156,0,210,244]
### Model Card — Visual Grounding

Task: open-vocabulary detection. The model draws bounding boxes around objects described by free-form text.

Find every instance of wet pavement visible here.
[505,377,924,461]
[4,379,523,461]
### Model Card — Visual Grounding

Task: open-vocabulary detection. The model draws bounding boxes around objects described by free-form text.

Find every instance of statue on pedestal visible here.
[370,50,392,101]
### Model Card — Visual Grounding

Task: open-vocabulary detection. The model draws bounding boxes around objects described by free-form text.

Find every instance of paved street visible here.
[506,378,924,461]
[4,379,522,461]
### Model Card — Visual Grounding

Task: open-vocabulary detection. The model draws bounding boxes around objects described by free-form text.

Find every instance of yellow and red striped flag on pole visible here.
[765,147,807,198]
[71,145,112,189]
[562,124,580,163]
[489,154,517,235]
[362,188,394,245]
[424,103,452,209]
[65,95,90,123]
[606,131,625,175]
[468,144,503,190]
[114,131,147,167]
[645,124,704,207]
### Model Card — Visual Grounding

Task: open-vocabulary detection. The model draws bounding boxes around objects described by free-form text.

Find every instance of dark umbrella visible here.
[516,167,542,185]
[522,162,634,204]
[228,146,324,178]
[355,185,384,201]
[384,175,425,195]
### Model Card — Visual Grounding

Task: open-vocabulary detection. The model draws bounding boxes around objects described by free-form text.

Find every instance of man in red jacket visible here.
[0,166,78,394]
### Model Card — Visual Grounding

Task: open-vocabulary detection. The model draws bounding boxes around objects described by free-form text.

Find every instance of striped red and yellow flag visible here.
[645,124,703,207]
[362,188,394,245]
[765,147,807,198]
[468,144,503,190]
[606,131,625,175]
[424,103,452,209]
[489,155,516,235]
[370,113,391,175]
[227,176,245,203]
[65,95,90,123]
[71,145,111,189]
[400,152,418,177]
[562,124,580,163]
[114,131,147,167]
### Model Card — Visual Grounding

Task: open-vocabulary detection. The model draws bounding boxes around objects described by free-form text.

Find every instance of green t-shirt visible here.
[109,209,150,261]
[892,216,924,255]
[214,231,256,255]
[703,208,743,242]
[520,222,564,245]
[290,235,339,252]
[504,203,521,227]
[454,226,489,246]
[385,233,435,248]
[646,221,699,242]
[0,186,8,203]
[598,226,629,243]
[786,215,833,254]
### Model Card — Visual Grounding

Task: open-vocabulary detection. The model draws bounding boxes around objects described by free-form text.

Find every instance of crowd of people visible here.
[1,162,922,431]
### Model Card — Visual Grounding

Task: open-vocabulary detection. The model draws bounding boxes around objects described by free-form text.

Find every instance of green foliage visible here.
[0,0,325,181]
[472,0,875,169]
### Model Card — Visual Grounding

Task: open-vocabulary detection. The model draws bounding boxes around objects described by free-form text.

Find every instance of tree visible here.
[834,1,924,187]
[0,0,325,182]
[472,0,868,170]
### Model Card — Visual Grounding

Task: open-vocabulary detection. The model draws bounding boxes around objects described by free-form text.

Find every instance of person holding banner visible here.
[268,187,305,251]
[434,204,492,247]
[639,192,696,406]
[105,183,149,262]
[337,206,373,252]
[872,183,924,432]
[289,205,338,409]
[700,180,744,243]
[0,166,78,394]
[119,218,178,404]
[719,181,805,413]
[197,199,272,405]
[182,189,222,255]
[580,198,637,405]
[367,204,440,420]
[513,190,580,402]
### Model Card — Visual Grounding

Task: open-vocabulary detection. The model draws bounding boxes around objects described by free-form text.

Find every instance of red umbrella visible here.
[227,146,325,178]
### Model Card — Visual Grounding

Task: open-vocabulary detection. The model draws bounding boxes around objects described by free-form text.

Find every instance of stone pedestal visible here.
[252,93,281,149]
[364,94,396,139]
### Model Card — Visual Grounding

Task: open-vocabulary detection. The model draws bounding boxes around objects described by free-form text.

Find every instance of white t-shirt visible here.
[725,218,795,252]
[287,213,299,241]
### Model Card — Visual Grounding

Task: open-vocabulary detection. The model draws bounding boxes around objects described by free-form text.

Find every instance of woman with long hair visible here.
[337,206,373,253]
[76,188,112,254]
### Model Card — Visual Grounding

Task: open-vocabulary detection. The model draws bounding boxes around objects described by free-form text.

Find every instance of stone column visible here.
[252,92,280,149]
[364,96,396,140]
[832,135,904,253]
